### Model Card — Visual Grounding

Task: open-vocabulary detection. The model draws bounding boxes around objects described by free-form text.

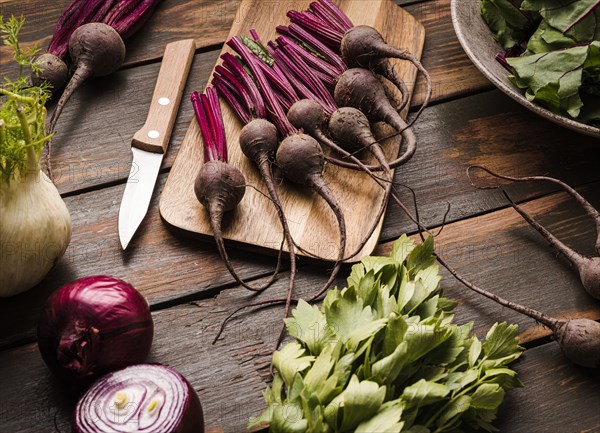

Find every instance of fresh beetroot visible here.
[275,133,346,280]
[466,166,600,300]
[192,89,281,294]
[437,254,600,369]
[31,53,69,89]
[48,23,126,133]
[339,25,432,123]
[503,190,600,300]
[35,0,163,91]
[333,68,417,170]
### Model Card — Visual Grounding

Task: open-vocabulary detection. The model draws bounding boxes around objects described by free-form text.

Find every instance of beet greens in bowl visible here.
[451,0,600,138]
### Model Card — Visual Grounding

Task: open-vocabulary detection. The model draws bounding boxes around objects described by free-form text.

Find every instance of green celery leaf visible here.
[285,300,335,355]
[355,400,405,432]
[469,336,483,367]
[271,401,308,433]
[325,287,388,351]
[272,342,315,387]
[436,395,473,430]
[325,375,386,431]
[371,341,409,384]
[390,234,416,264]
[407,236,436,275]
[481,322,524,367]
[470,384,506,410]
[402,379,450,407]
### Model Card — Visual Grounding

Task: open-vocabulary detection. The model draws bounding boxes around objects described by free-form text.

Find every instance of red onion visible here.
[37,276,153,385]
[73,364,205,433]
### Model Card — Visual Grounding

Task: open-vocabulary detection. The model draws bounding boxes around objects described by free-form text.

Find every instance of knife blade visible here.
[119,39,195,250]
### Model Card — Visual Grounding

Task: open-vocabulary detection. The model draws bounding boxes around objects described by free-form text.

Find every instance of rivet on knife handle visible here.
[131,39,196,154]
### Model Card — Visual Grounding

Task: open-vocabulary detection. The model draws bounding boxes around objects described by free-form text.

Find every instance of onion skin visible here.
[73,364,205,433]
[0,170,71,297]
[37,276,153,385]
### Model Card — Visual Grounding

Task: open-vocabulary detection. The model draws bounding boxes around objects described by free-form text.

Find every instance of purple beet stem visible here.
[191,89,227,164]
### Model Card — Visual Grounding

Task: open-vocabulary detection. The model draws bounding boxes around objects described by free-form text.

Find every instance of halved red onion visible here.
[37,276,153,385]
[73,364,204,433]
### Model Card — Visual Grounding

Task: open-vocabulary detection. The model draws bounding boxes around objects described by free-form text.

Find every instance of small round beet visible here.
[31,53,69,90]
[239,118,279,164]
[276,133,324,186]
[194,160,245,214]
[556,319,600,368]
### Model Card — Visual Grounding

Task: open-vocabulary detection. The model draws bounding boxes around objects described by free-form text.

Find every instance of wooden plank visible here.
[406,0,493,106]
[1,174,598,353]
[159,0,425,261]
[3,0,507,198]
[379,89,600,242]
[0,279,598,432]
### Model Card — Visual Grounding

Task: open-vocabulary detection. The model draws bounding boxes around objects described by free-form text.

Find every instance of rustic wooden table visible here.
[1,1,600,432]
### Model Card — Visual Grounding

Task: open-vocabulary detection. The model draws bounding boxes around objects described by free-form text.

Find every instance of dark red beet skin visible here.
[194,160,246,215]
[276,134,325,186]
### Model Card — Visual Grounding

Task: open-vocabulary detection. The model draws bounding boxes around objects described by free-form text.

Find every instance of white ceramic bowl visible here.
[451,0,600,139]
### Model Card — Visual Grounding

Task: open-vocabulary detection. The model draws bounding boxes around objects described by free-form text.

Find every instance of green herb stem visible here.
[0,88,36,105]
[15,105,38,171]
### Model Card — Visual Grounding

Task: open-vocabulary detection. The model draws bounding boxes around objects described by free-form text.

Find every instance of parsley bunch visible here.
[250,235,523,433]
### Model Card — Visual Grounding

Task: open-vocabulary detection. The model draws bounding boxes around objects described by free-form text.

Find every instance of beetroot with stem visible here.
[228,34,347,293]
[467,166,600,300]
[340,24,432,122]
[214,48,299,345]
[47,22,125,136]
[436,255,600,369]
[192,88,281,293]
[332,68,417,171]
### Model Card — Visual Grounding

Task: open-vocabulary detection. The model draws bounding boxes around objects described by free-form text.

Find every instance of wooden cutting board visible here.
[159,0,425,262]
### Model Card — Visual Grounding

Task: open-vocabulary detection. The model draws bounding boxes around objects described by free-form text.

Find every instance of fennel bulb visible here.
[0,16,72,297]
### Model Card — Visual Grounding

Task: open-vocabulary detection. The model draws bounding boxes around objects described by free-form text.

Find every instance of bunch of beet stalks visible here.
[192,0,433,347]
[193,0,600,369]
[38,0,163,178]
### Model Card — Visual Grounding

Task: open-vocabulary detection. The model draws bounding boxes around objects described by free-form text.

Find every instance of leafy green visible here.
[481,0,538,50]
[480,0,600,123]
[0,15,52,185]
[508,42,600,118]
[251,235,524,432]
[522,0,600,43]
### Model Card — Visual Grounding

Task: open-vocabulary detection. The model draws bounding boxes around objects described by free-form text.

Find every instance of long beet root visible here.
[466,166,600,300]
[276,133,347,295]
[192,89,282,293]
[333,68,417,170]
[48,23,126,135]
[340,25,432,124]
[436,254,600,369]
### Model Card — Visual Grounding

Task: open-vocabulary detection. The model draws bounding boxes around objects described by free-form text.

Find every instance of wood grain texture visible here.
[2,176,598,353]
[160,0,425,261]
[131,39,196,153]
[408,0,493,106]
[380,90,600,242]
[0,277,598,432]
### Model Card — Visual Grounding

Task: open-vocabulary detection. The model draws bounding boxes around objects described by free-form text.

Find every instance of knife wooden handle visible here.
[132,39,196,154]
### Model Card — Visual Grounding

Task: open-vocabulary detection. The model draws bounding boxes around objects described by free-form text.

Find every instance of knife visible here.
[119,39,196,250]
